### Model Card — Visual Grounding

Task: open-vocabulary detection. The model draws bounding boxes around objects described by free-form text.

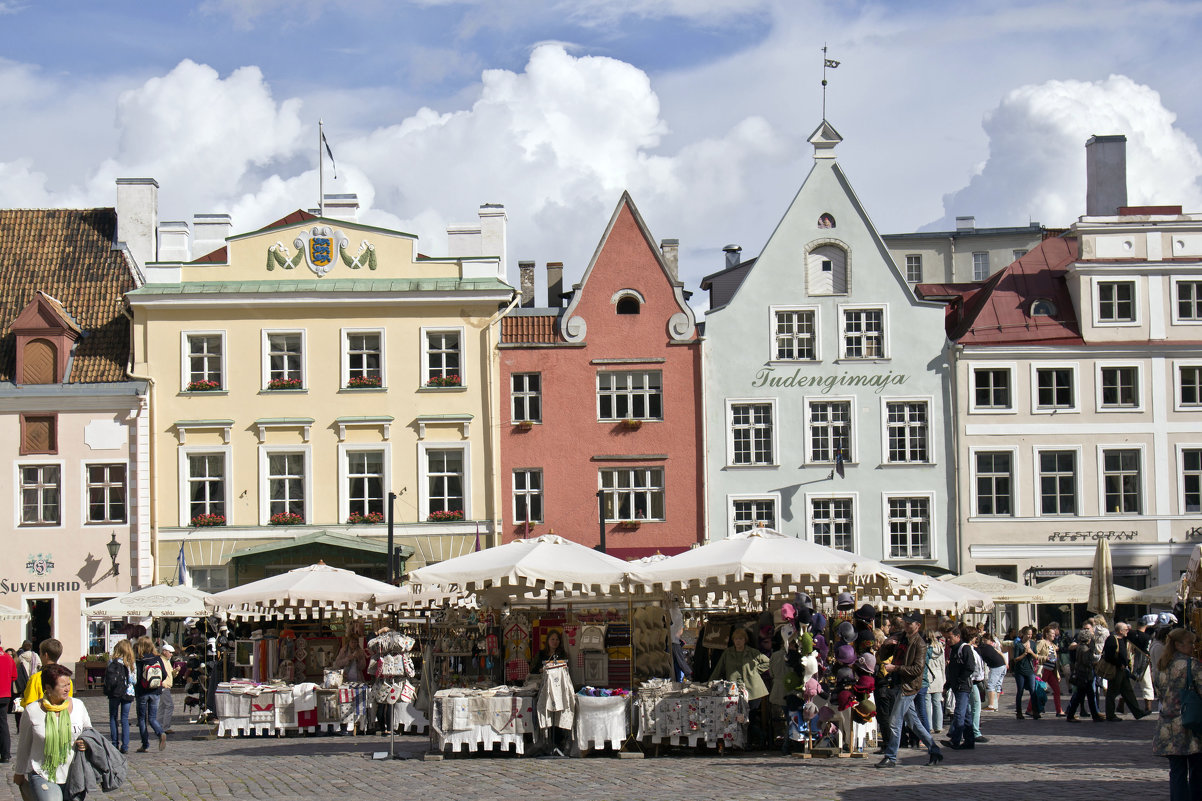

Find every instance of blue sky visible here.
[4,0,1202,295]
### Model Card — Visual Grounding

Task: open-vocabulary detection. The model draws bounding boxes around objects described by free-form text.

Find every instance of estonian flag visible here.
[321,129,338,179]
[176,542,190,588]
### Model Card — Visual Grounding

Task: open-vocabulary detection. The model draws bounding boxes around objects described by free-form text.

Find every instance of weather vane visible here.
[822,44,840,121]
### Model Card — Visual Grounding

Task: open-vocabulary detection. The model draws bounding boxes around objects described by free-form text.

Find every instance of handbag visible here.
[1094,657,1117,681]
[1181,659,1202,737]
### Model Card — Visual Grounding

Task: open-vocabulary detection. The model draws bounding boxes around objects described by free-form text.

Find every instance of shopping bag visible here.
[1182,660,1202,737]
[1031,678,1048,714]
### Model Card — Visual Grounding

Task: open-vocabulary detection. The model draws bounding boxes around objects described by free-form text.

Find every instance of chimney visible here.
[1086,134,1128,216]
[478,203,507,280]
[518,261,535,307]
[955,216,975,232]
[157,221,191,262]
[723,244,742,270]
[115,178,159,268]
[546,262,564,307]
[660,238,679,281]
[322,193,359,222]
[191,213,232,261]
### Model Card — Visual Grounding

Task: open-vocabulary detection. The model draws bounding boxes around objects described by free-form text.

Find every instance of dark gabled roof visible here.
[918,235,1081,345]
[0,208,137,382]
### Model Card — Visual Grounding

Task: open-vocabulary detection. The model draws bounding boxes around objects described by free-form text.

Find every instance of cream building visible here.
[127,192,515,589]
[922,136,1202,612]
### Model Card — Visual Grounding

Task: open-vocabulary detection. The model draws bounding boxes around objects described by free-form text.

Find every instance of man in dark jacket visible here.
[1101,622,1150,721]
[941,625,976,750]
[876,613,943,768]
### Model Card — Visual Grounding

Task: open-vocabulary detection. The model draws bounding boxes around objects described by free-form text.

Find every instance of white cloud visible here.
[929,78,1202,229]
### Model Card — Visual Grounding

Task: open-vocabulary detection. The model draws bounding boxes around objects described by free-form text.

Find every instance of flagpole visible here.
[318,119,325,217]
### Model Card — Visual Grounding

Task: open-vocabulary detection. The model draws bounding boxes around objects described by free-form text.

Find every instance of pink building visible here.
[499,194,703,557]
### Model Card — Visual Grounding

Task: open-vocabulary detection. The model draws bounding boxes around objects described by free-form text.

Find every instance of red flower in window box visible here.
[516,420,534,430]
[616,520,641,530]
[426,375,462,388]
[427,510,464,522]
[185,380,221,392]
[621,419,642,430]
[346,511,385,525]
[269,512,304,526]
[266,377,303,390]
[190,513,226,528]
[346,375,382,389]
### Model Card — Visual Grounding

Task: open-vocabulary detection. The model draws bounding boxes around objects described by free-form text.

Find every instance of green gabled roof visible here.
[127,277,514,296]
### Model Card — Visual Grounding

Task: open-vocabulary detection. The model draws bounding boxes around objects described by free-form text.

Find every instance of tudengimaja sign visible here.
[752,366,909,394]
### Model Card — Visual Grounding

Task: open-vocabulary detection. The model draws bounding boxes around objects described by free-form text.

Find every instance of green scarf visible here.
[41,704,71,779]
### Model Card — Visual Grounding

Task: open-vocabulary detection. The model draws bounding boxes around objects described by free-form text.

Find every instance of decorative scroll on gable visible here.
[266,226,377,276]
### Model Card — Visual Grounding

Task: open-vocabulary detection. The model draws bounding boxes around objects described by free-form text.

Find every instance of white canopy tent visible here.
[1132,580,1183,606]
[0,604,29,622]
[627,528,926,606]
[83,583,213,619]
[1035,573,1142,606]
[872,569,994,617]
[207,562,399,620]
[942,571,1054,604]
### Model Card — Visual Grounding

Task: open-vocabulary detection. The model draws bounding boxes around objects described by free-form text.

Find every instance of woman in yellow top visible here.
[21,639,72,709]
[710,627,771,749]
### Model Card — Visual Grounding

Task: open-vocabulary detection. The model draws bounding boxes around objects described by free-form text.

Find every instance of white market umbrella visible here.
[207,562,398,620]
[1036,573,1141,606]
[84,583,213,618]
[1087,539,1117,617]
[0,604,29,622]
[872,568,994,616]
[407,534,631,598]
[942,571,1054,604]
[628,528,926,605]
[1132,581,1181,606]
[373,584,474,611]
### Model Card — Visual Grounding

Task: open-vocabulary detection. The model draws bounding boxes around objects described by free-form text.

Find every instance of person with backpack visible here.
[103,640,136,754]
[132,637,166,753]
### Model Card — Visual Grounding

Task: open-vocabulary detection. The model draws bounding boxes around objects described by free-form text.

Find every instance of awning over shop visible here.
[227,530,413,585]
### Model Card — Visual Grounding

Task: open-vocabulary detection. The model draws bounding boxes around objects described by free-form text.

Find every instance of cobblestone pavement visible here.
[0,697,1165,800]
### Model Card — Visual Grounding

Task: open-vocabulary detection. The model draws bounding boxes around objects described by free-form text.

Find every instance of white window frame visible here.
[769,305,820,362]
[725,398,779,467]
[1097,444,1146,516]
[418,442,471,520]
[80,594,127,657]
[1095,361,1145,412]
[337,443,391,524]
[81,462,128,526]
[597,370,663,421]
[880,396,935,465]
[177,446,232,528]
[803,396,856,465]
[1178,444,1202,515]
[180,330,227,391]
[1092,277,1140,327]
[258,445,312,526]
[1013,249,1029,260]
[14,459,65,530]
[421,325,465,385]
[511,372,542,423]
[599,466,666,522]
[1171,278,1202,326]
[727,493,780,537]
[1174,360,1202,411]
[972,251,990,281]
[804,492,859,552]
[968,363,1016,414]
[838,304,889,360]
[341,327,386,388]
[1032,446,1082,518]
[904,255,922,284]
[968,446,1018,518]
[188,565,230,593]
[882,492,937,561]
[1029,362,1080,414]
[512,468,544,525]
[261,329,307,390]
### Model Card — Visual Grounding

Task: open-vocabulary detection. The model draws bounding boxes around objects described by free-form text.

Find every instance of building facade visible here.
[884,217,1052,284]
[0,203,149,662]
[498,194,703,557]
[126,192,514,588]
[922,135,1202,594]
[700,122,956,570]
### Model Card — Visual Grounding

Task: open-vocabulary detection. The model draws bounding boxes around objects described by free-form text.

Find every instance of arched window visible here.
[818,213,836,229]
[806,244,848,295]
[1030,298,1057,317]
[22,339,57,384]
[616,296,641,315]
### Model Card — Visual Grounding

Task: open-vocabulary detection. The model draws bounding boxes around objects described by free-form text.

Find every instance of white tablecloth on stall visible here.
[634,680,747,749]
[573,694,629,750]
[432,688,538,754]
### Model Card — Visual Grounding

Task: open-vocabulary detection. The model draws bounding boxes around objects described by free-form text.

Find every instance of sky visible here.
[4,0,1202,301]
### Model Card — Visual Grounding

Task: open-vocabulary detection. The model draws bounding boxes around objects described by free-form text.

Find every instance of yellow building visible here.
[126,194,514,589]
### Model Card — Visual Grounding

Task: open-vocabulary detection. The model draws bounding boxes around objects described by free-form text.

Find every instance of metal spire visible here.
[822,44,840,121]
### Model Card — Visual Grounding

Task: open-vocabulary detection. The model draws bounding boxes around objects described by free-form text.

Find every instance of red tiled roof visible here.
[265,209,318,229]
[192,246,227,263]
[502,315,559,343]
[921,236,1082,346]
[0,208,137,382]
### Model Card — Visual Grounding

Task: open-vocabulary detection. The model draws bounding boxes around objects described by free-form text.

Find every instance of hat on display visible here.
[854,674,875,694]
[1140,614,1159,627]
[810,612,827,634]
[818,705,835,723]
[802,701,818,722]
[796,606,814,625]
[837,689,856,710]
[795,592,813,612]
[836,592,854,611]
[856,629,875,645]
[835,665,855,684]
[780,603,796,622]
[902,611,924,625]
[798,631,814,655]
[813,634,829,662]
[803,678,820,700]
[837,621,855,643]
[783,671,803,693]
[854,652,876,675]
[852,697,877,723]
[835,643,855,665]
[160,644,175,653]
[854,604,877,624]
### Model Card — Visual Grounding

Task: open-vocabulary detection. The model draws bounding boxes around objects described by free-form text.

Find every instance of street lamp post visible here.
[105,532,121,577]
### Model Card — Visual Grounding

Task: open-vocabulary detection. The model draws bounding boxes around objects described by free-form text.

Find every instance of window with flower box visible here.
[263,331,304,389]
[345,450,384,522]
[183,332,224,390]
[423,328,462,386]
[343,329,384,388]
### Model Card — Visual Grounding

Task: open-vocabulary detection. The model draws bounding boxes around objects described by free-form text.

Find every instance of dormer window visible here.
[818,213,836,229]
[22,339,58,384]
[616,296,641,315]
[611,289,645,316]
[12,292,79,386]
[1031,298,1057,317]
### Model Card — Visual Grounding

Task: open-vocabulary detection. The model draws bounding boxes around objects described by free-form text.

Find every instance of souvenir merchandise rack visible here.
[634,678,748,752]
[367,626,429,735]
[213,679,374,737]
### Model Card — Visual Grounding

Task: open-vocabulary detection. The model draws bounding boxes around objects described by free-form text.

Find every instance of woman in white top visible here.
[13,663,90,800]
